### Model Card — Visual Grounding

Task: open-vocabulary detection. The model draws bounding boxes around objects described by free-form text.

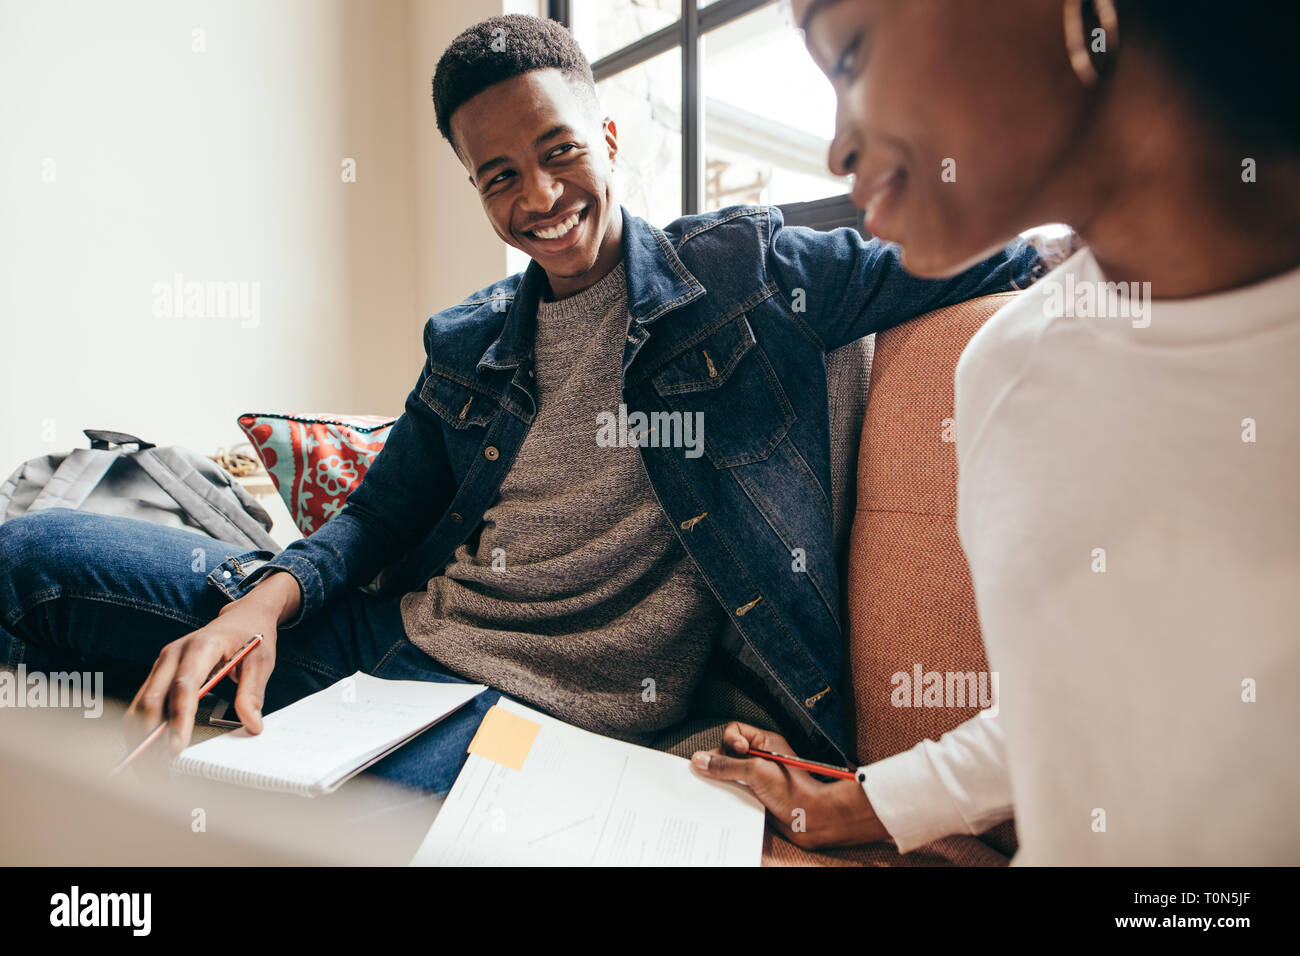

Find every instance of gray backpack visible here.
[0,428,279,550]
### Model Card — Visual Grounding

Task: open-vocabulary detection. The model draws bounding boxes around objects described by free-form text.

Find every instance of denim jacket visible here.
[232,205,1038,763]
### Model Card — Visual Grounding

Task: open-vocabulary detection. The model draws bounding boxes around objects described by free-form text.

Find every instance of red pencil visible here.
[744,746,861,781]
[109,633,264,777]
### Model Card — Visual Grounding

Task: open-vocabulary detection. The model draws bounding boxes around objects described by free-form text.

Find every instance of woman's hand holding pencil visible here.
[691,723,889,851]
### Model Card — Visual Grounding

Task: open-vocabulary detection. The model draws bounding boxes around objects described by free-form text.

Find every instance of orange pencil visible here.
[109,633,264,777]
[744,746,861,781]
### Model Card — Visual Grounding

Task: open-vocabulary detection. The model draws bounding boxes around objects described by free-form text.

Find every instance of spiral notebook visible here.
[172,672,486,796]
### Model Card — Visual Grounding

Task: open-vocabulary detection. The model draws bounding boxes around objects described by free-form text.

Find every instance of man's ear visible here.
[603,117,619,168]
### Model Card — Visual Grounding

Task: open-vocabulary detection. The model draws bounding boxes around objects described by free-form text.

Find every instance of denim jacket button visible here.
[450,512,463,523]
[484,445,499,461]
[222,570,231,579]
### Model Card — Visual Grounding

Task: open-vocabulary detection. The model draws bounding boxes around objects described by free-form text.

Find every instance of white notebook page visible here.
[175,672,485,794]
[411,698,766,866]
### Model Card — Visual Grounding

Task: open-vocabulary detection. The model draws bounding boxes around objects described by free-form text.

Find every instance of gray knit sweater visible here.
[399,262,727,742]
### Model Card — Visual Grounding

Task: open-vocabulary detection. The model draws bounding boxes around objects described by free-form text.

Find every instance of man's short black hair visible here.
[432,14,598,149]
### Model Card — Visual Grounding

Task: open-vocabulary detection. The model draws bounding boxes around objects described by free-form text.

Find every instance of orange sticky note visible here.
[467,705,541,771]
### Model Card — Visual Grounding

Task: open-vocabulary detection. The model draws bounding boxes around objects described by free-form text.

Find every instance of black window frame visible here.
[547,0,862,234]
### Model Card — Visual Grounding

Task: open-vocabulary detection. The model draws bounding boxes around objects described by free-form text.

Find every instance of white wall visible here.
[0,0,515,479]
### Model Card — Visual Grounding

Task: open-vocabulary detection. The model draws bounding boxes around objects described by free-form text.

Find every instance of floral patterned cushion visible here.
[236,412,396,593]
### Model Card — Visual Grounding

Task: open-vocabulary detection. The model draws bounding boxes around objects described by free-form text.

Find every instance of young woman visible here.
[692,0,1300,864]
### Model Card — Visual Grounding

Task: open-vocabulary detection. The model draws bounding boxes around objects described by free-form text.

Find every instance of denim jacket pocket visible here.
[418,367,498,430]
[651,313,795,467]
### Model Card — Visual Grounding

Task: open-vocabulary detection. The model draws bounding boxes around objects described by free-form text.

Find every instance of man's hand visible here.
[125,570,300,756]
[691,722,889,850]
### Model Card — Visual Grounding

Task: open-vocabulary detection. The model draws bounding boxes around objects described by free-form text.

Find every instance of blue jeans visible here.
[0,508,504,796]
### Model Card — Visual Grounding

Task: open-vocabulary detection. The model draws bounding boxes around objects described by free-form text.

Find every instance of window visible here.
[597,46,683,229]
[702,3,843,211]
[552,0,861,233]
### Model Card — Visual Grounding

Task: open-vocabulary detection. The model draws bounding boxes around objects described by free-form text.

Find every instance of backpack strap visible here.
[20,428,155,513]
[132,446,280,550]
[0,460,38,519]
[0,463,18,518]
[26,448,121,513]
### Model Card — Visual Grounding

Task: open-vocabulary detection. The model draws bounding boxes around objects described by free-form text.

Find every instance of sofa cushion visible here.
[762,828,1011,867]
[840,291,1021,863]
[236,412,397,593]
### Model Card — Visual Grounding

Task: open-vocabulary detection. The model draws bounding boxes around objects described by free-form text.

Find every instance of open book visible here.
[410,699,766,866]
[173,672,485,797]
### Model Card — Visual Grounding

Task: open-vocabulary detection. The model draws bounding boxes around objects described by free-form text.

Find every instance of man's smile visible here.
[525,205,585,239]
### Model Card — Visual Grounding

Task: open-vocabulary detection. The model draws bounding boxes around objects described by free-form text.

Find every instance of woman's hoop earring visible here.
[1064,0,1119,86]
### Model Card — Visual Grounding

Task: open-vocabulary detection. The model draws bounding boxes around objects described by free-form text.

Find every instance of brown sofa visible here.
[757,292,1020,865]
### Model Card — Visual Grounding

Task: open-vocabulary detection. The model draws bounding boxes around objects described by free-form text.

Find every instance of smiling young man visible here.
[450,62,623,299]
[0,14,1040,798]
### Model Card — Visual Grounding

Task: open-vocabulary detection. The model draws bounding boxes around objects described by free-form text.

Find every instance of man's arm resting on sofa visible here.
[766,215,1041,353]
